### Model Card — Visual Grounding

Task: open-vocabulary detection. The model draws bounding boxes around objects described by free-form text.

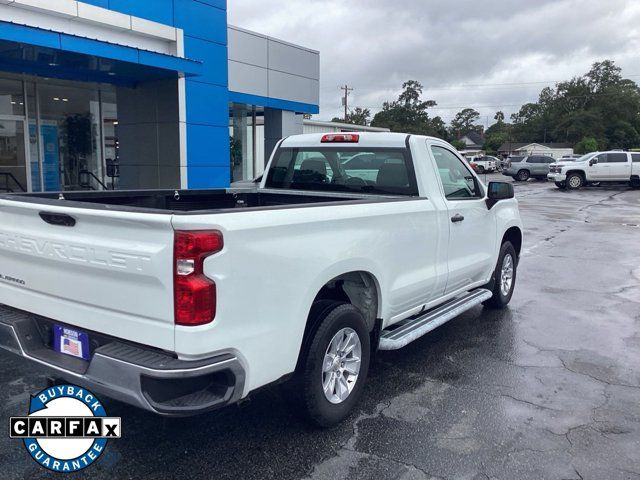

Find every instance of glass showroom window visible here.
[230,103,256,183]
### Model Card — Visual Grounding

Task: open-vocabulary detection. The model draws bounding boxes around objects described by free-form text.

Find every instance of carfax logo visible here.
[9,384,121,473]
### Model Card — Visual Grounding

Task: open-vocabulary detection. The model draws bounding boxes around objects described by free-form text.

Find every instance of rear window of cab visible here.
[265,148,419,196]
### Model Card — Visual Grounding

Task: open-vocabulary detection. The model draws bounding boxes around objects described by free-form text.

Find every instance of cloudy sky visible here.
[228,0,640,127]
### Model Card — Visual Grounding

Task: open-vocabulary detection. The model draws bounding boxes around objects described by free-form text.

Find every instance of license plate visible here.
[53,325,90,361]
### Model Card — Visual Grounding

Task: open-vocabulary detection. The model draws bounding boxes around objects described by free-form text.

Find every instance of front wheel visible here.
[555,181,566,189]
[516,170,530,182]
[292,302,370,427]
[566,173,584,190]
[483,242,518,309]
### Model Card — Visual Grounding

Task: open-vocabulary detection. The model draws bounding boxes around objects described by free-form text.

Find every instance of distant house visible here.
[459,131,485,157]
[498,142,574,159]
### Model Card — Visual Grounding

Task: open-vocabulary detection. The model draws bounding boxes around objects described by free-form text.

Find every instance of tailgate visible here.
[0,199,176,351]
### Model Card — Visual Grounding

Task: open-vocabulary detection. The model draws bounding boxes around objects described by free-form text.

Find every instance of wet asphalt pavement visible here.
[1,177,639,479]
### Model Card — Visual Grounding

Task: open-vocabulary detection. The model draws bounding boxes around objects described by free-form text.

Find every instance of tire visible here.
[291,301,370,427]
[516,170,530,182]
[483,242,518,309]
[566,173,584,190]
[477,166,485,174]
[555,181,566,189]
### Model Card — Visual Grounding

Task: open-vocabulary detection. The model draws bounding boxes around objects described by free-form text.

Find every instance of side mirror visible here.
[486,182,514,209]
[589,158,598,166]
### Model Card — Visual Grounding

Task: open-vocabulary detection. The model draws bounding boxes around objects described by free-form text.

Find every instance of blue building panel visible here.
[229,91,320,115]
[187,166,230,189]
[0,22,61,49]
[174,0,227,44]
[185,80,229,127]
[194,0,227,9]
[186,124,230,168]
[183,36,228,87]
[60,34,139,63]
[108,0,175,26]
[79,0,109,7]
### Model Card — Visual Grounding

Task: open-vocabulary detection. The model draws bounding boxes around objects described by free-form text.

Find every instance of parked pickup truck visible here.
[470,156,500,173]
[0,133,523,426]
[548,151,640,189]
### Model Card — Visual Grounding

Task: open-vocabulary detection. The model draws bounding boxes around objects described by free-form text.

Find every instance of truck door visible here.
[605,152,632,180]
[589,153,610,180]
[429,144,497,294]
[632,153,640,177]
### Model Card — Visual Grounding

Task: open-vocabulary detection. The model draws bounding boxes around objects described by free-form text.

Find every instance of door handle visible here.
[451,214,465,223]
[39,212,76,227]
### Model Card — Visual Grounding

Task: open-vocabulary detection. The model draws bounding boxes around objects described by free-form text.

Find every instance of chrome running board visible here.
[378,289,492,351]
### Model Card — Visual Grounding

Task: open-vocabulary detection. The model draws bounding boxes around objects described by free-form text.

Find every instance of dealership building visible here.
[0,0,320,193]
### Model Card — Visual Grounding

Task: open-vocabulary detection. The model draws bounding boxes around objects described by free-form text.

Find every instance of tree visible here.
[332,107,371,126]
[574,136,598,154]
[494,111,505,123]
[371,80,441,136]
[450,140,465,150]
[504,60,640,150]
[450,108,481,138]
[483,132,510,155]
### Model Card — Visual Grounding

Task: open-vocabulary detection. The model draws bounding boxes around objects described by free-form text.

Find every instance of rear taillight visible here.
[174,230,223,326]
[321,133,360,143]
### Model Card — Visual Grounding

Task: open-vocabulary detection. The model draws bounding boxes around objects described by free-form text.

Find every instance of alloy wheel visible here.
[322,328,362,404]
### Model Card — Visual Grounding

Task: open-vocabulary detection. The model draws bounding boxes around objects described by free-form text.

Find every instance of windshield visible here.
[265,147,419,196]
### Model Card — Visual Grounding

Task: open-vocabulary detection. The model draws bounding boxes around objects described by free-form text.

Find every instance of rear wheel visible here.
[566,173,584,190]
[516,170,530,182]
[483,242,518,309]
[291,302,370,427]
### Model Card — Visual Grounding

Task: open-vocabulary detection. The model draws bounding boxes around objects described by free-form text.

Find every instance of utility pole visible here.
[340,84,353,121]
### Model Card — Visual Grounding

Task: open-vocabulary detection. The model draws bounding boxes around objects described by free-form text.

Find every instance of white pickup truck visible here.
[0,133,523,426]
[470,156,500,174]
[548,151,640,189]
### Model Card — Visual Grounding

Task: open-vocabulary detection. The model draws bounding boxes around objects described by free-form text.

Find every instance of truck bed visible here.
[0,188,397,214]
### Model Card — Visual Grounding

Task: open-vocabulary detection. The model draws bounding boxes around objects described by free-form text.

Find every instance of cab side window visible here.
[607,153,628,163]
[431,146,482,200]
[632,154,640,163]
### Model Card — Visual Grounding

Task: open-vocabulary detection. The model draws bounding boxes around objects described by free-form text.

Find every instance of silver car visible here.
[502,155,556,181]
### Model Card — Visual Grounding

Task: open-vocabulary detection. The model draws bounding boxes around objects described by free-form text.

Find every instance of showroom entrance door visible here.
[0,116,30,193]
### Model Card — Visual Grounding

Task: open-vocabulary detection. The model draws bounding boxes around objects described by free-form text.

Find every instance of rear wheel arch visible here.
[311,271,381,332]
[295,272,380,366]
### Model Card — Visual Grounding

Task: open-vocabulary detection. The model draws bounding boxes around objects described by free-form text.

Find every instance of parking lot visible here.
[1,177,639,480]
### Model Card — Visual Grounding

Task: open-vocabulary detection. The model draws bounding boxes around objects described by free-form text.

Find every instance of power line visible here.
[349,90,640,112]
[351,75,640,93]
